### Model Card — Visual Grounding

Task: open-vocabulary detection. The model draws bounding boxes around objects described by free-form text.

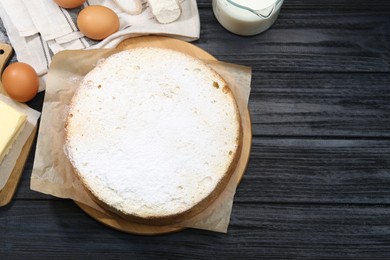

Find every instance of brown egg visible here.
[54,0,86,9]
[2,62,39,103]
[77,6,120,40]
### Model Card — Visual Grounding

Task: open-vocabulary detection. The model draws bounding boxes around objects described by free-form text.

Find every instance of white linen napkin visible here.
[0,0,200,91]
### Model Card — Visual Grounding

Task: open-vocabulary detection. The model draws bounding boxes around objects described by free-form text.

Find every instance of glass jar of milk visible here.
[212,0,284,36]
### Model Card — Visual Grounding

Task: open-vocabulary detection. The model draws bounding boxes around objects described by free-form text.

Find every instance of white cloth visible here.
[0,0,200,91]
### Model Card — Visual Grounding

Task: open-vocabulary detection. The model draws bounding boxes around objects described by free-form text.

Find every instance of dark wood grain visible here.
[1,200,390,259]
[249,72,390,137]
[197,0,390,72]
[239,138,390,204]
[2,0,390,258]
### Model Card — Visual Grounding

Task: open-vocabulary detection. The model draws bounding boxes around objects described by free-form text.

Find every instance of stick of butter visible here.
[0,100,27,163]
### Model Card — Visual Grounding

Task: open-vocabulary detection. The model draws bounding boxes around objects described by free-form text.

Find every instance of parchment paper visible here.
[0,94,40,190]
[31,48,251,233]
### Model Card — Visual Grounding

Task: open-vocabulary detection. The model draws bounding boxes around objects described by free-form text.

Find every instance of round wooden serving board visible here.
[76,36,252,235]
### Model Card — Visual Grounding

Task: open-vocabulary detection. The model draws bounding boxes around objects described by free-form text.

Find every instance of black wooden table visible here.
[1,0,390,258]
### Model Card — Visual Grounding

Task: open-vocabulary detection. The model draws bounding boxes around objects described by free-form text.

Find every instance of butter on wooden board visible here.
[0,100,27,163]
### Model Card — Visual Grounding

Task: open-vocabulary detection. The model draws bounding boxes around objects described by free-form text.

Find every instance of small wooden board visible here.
[0,127,37,206]
[0,43,38,206]
[76,36,252,234]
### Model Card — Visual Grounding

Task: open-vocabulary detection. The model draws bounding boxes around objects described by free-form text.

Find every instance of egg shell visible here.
[54,0,86,9]
[77,6,120,40]
[2,62,39,103]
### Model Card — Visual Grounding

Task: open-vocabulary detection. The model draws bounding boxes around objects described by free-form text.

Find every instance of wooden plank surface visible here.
[249,72,390,137]
[1,200,390,259]
[1,0,390,259]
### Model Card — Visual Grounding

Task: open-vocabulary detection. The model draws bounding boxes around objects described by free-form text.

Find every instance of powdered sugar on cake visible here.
[65,48,241,220]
